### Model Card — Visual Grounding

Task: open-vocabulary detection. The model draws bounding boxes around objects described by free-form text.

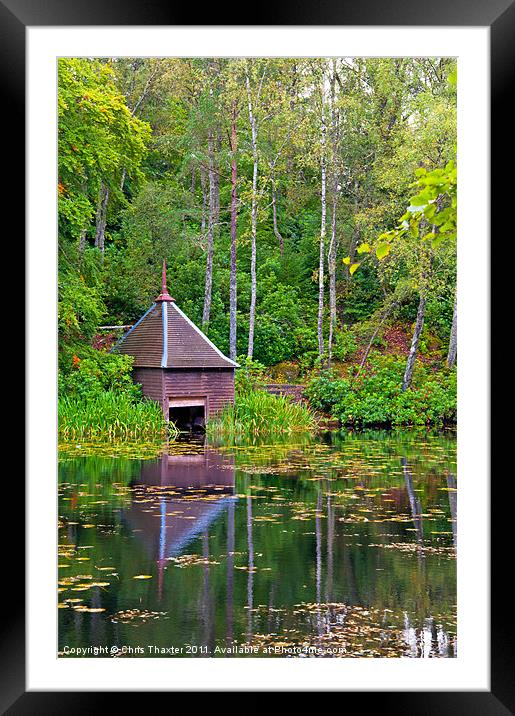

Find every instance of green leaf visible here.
[376,243,390,260]
[410,193,428,207]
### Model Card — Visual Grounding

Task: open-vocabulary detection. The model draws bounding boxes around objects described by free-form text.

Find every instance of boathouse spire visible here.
[155,260,174,302]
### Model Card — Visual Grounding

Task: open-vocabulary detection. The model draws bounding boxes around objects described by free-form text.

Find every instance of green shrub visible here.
[59,350,140,401]
[306,355,456,427]
[332,326,358,361]
[234,356,268,393]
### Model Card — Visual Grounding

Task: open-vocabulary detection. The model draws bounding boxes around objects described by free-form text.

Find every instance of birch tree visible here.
[202,60,221,330]
[317,67,328,359]
[229,99,238,361]
[327,62,340,366]
[402,288,427,391]
[245,61,266,359]
[447,291,457,369]
[202,127,216,329]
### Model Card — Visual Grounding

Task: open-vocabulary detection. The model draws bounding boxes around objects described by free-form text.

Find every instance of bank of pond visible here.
[58,358,456,442]
[58,428,457,659]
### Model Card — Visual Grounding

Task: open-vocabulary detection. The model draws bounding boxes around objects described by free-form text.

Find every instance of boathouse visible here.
[114,262,238,429]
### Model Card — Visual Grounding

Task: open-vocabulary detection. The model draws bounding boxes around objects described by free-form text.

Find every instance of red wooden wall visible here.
[133,367,235,419]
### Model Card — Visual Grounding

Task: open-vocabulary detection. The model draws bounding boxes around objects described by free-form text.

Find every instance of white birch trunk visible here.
[94,182,109,254]
[327,64,339,366]
[246,71,259,359]
[200,165,207,234]
[202,130,216,329]
[229,101,238,362]
[447,291,457,369]
[328,188,338,366]
[271,176,284,256]
[318,77,327,359]
[402,292,426,391]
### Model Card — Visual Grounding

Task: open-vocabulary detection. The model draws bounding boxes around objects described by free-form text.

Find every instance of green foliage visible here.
[58,390,169,441]
[58,58,151,242]
[306,355,456,427]
[57,347,175,442]
[59,349,139,401]
[352,160,457,264]
[252,288,318,365]
[207,390,316,439]
[58,268,106,345]
[234,356,268,393]
[56,57,457,440]
[332,326,358,361]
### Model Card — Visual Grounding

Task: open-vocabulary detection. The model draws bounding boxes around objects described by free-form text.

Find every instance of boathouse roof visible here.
[115,262,238,370]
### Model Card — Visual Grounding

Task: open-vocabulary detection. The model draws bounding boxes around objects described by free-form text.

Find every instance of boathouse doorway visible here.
[169,397,206,432]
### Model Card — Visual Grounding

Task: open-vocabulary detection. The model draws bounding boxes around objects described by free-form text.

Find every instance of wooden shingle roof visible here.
[115,302,238,369]
[115,263,238,369]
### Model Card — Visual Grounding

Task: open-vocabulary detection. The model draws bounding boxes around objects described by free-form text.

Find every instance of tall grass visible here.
[207,390,317,439]
[58,391,177,441]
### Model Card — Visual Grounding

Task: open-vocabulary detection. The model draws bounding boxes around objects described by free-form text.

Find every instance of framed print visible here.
[3,0,508,708]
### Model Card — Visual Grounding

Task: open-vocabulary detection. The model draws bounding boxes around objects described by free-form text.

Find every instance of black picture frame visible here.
[6,0,506,709]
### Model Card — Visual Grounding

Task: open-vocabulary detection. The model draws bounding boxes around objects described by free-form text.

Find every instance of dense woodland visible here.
[58,57,457,432]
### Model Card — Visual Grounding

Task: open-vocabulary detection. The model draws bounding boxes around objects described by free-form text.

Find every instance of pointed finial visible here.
[155,260,174,302]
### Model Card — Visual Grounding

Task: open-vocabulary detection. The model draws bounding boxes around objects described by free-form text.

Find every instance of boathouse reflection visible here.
[123,446,236,558]
[122,445,237,621]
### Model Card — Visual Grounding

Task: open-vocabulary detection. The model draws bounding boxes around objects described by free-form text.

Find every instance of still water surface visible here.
[58,430,456,658]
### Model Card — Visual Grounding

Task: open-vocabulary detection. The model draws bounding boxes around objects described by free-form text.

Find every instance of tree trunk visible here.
[229,101,238,362]
[78,178,88,254]
[346,186,360,286]
[271,177,284,256]
[200,165,207,235]
[447,291,457,369]
[202,130,216,330]
[78,227,87,254]
[327,63,339,367]
[318,80,327,359]
[327,187,338,367]
[402,292,426,391]
[246,71,259,360]
[94,183,109,254]
[214,128,222,228]
[191,165,196,194]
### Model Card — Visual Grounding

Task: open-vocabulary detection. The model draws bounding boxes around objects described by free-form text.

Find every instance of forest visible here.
[58,56,457,435]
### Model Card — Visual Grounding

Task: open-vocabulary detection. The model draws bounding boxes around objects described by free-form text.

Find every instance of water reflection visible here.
[122,448,236,602]
[402,457,424,545]
[58,430,457,658]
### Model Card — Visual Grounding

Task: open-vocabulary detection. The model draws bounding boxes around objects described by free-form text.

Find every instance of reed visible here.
[58,391,177,441]
[207,389,317,439]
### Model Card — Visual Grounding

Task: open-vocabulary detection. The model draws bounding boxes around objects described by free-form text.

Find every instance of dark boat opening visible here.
[169,405,205,433]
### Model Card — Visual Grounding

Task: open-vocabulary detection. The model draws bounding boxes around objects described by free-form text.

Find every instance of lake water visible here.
[58,430,457,658]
